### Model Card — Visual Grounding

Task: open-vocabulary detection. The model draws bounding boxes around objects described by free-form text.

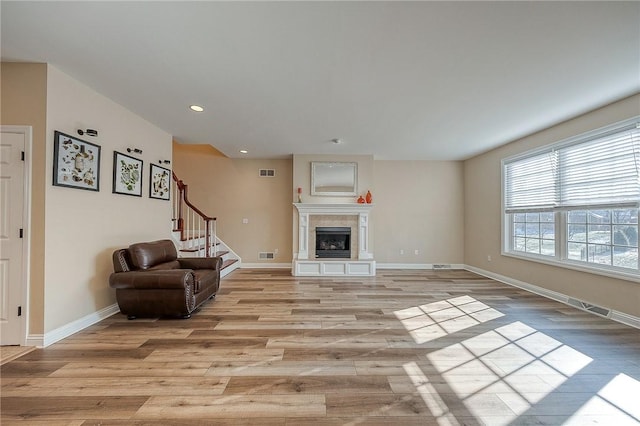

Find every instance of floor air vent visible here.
[259,252,275,260]
[567,298,611,318]
[259,169,275,177]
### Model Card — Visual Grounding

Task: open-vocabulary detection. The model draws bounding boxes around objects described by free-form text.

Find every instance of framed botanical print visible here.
[149,163,171,200]
[112,151,143,197]
[53,131,101,191]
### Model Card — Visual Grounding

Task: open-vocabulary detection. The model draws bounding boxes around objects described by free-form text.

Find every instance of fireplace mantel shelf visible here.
[293,203,374,215]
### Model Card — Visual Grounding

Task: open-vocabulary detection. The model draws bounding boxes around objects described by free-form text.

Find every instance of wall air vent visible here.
[259,169,275,177]
[433,264,451,270]
[567,298,611,318]
[259,252,275,260]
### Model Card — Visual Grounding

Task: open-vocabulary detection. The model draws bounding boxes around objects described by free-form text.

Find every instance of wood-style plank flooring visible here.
[2,269,640,425]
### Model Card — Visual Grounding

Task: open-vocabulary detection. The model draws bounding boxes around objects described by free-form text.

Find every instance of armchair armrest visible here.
[109,269,195,290]
[178,257,222,270]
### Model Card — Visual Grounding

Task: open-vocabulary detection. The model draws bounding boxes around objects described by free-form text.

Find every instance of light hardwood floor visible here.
[2,269,639,425]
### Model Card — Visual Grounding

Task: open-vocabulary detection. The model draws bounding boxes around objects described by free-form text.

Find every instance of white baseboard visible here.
[377,263,466,270]
[240,263,292,269]
[465,265,640,330]
[609,310,640,329]
[25,334,44,347]
[239,263,472,271]
[28,304,120,348]
[464,265,569,303]
[240,263,471,271]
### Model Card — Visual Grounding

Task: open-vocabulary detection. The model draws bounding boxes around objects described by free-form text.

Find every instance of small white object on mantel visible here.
[292,203,375,276]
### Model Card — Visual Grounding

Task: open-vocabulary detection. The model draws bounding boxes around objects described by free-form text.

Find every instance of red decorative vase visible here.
[365,190,372,204]
[357,195,365,204]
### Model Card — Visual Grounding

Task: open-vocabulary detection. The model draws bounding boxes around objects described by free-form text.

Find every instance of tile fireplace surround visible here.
[293,203,375,276]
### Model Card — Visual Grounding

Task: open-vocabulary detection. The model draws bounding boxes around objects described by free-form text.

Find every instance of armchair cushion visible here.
[129,240,178,270]
[148,260,181,271]
[178,257,222,271]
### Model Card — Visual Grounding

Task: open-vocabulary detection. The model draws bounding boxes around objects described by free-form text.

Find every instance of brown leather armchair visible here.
[109,239,221,319]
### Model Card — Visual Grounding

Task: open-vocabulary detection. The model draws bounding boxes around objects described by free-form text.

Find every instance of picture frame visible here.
[311,161,358,196]
[149,163,171,200]
[112,151,143,197]
[52,131,101,191]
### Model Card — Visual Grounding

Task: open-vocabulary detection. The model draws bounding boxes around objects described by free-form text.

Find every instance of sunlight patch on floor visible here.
[394,295,504,344]
[403,361,461,426]
[567,373,640,424]
[426,321,593,423]
[395,296,614,425]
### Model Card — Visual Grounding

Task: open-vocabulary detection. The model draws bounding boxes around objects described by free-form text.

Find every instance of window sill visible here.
[501,251,640,283]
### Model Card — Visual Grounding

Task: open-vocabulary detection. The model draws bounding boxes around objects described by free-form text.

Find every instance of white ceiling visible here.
[2,1,639,160]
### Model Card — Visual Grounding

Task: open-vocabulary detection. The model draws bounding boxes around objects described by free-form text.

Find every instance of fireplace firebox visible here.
[315,227,351,258]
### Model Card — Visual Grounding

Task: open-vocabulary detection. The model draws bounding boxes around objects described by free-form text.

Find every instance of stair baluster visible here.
[172,172,215,257]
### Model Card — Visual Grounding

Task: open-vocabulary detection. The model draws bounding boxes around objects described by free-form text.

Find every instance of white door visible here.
[0,130,26,345]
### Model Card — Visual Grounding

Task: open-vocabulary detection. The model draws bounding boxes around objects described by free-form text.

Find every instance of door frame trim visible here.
[2,125,32,346]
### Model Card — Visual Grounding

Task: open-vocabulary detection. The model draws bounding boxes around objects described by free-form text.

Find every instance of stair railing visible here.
[172,172,217,257]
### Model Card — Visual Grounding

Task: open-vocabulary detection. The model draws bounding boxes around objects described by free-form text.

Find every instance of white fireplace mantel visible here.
[293,203,374,216]
[293,203,375,276]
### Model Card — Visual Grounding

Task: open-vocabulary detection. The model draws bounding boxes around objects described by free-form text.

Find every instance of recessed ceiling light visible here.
[189,105,204,112]
[239,149,248,154]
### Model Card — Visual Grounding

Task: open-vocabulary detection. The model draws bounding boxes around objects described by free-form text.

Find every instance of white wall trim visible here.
[25,334,44,347]
[610,310,640,329]
[29,304,120,348]
[240,263,292,269]
[377,263,466,270]
[465,265,640,330]
[237,263,472,271]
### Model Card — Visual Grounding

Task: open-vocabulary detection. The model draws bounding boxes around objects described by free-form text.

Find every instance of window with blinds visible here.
[504,121,640,213]
[502,117,640,278]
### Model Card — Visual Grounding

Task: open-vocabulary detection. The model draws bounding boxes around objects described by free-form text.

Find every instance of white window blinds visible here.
[504,120,640,214]
[504,150,556,212]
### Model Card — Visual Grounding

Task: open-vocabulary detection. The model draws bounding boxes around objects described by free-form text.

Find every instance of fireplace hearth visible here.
[316,227,351,258]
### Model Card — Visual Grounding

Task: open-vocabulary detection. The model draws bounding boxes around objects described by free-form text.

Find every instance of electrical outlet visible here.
[487,255,492,261]
[400,249,404,255]
[242,218,249,224]
[274,248,279,255]
[414,250,419,255]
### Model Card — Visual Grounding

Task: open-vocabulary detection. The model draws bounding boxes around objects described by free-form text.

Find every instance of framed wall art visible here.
[112,151,143,197]
[53,131,101,191]
[149,163,171,200]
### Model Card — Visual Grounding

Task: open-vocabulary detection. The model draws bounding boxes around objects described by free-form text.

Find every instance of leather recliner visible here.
[109,239,221,319]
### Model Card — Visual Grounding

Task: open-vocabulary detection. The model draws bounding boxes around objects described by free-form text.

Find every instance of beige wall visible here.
[2,63,173,335]
[177,151,464,266]
[464,94,640,317]
[1,63,48,334]
[292,154,374,205]
[291,155,465,265]
[373,160,464,264]
[292,154,374,256]
[172,143,293,264]
[43,66,173,332]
